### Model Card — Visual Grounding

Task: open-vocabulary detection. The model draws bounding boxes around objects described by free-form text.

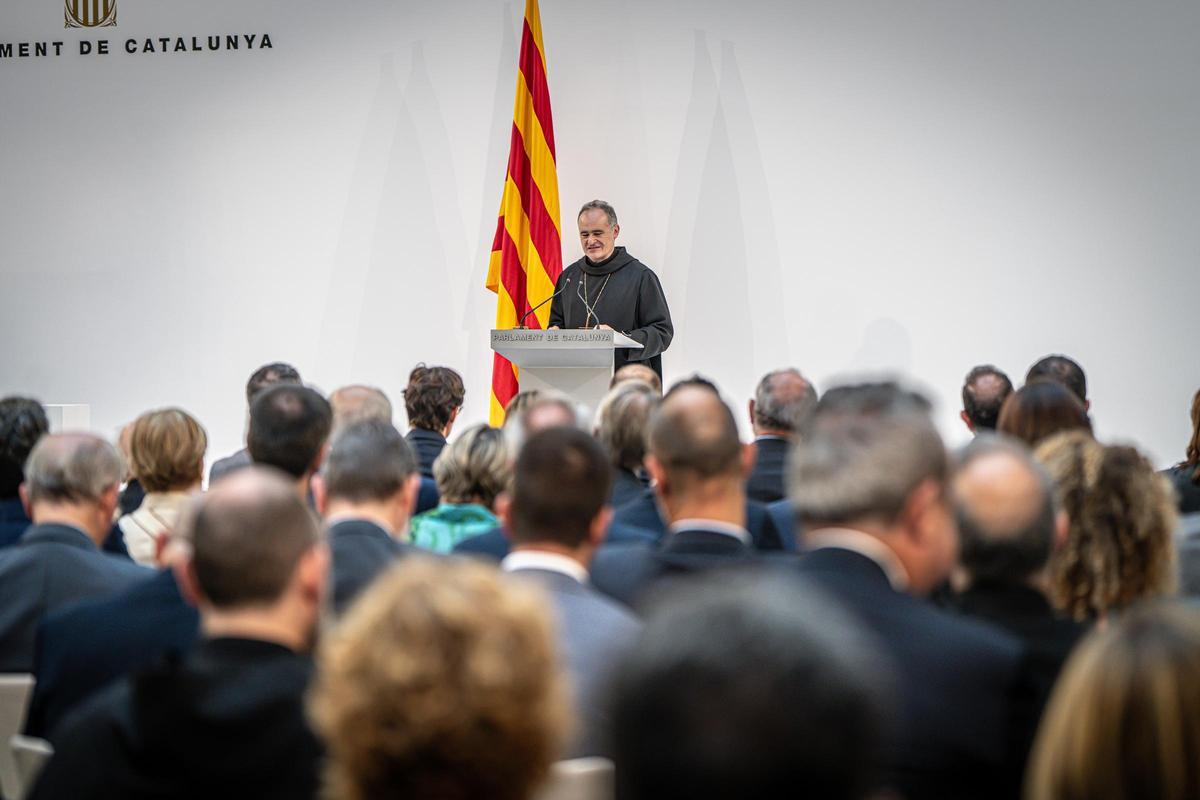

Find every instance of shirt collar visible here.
[805,527,910,591]
[669,518,752,545]
[502,550,590,584]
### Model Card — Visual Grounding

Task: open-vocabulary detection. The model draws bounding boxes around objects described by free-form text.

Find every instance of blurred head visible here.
[954,435,1059,586]
[432,424,510,508]
[403,364,464,434]
[595,381,659,473]
[128,408,207,493]
[247,384,332,481]
[310,558,567,800]
[1027,602,1200,800]
[997,380,1092,448]
[1036,431,1178,620]
[1183,388,1200,483]
[23,433,125,542]
[611,363,662,395]
[317,420,419,534]
[960,365,1014,432]
[503,392,579,455]
[789,383,953,594]
[245,362,302,406]
[1026,354,1088,406]
[610,576,886,800]
[750,368,818,438]
[329,385,392,434]
[0,396,49,499]
[646,385,747,513]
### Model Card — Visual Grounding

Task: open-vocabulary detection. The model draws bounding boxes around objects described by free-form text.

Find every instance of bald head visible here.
[961,366,1014,432]
[649,386,742,485]
[611,363,662,395]
[24,433,123,507]
[954,435,1057,584]
[753,368,818,437]
[330,385,393,433]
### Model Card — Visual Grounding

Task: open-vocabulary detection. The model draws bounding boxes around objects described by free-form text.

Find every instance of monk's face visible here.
[578,208,619,263]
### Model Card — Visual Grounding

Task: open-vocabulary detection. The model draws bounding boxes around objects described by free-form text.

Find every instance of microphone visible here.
[518,277,572,329]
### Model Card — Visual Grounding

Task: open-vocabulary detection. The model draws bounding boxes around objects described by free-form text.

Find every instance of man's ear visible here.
[18,483,30,518]
[960,410,975,432]
[152,531,171,567]
[589,506,614,548]
[495,492,513,539]
[645,454,666,490]
[99,484,120,521]
[310,442,329,475]
[741,442,757,479]
[611,223,620,241]
[1053,510,1069,551]
[900,478,943,544]
[178,558,206,609]
[310,474,328,516]
[401,473,421,516]
[299,543,330,605]
[748,399,756,427]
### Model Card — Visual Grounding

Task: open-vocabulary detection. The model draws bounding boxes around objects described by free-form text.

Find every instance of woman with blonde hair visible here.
[1027,602,1200,800]
[409,423,510,553]
[118,407,207,565]
[1035,430,1177,621]
[309,558,567,800]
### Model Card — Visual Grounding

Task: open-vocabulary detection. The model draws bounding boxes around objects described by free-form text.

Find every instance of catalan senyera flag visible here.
[485,0,562,426]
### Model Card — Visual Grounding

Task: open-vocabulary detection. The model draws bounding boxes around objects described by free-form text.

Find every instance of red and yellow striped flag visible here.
[485,0,562,426]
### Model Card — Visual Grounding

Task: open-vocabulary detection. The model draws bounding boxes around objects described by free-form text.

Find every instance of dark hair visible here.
[610,577,885,800]
[247,384,332,478]
[961,365,1014,431]
[1183,388,1200,485]
[323,420,417,503]
[0,396,49,498]
[1026,355,1087,404]
[403,364,465,432]
[997,381,1092,448]
[649,385,742,481]
[245,362,302,405]
[509,428,612,548]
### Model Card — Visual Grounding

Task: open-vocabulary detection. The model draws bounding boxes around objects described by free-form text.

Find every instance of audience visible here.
[247,383,333,499]
[115,420,146,516]
[610,576,887,800]
[309,558,566,800]
[1036,430,1178,621]
[997,379,1092,447]
[328,384,393,433]
[209,361,302,483]
[594,380,658,508]
[1164,387,1200,514]
[610,363,662,395]
[117,407,206,565]
[1026,353,1089,409]
[500,427,642,757]
[960,364,1014,434]
[410,423,509,553]
[31,468,327,800]
[0,395,49,547]
[313,419,423,615]
[1026,602,1200,800]
[0,433,149,672]
[788,382,1026,799]
[402,364,465,478]
[746,367,817,503]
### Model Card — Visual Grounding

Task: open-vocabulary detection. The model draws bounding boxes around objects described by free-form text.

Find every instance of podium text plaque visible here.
[490,329,643,414]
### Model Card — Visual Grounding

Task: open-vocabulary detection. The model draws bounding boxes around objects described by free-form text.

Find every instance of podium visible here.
[491,329,643,413]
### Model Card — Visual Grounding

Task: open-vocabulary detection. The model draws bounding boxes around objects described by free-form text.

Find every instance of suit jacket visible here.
[328,518,419,616]
[507,567,641,757]
[207,448,251,485]
[590,525,758,608]
[0,523,150,672]
[26,569,200,741]
[1165,464,1200,514]
[406,428,447,480]
[610,467,649,510]
[611,488,786,551]
[452,521,657,562]
[0,496,31,549]
[30,637,323,800]
[746,436,789,504]
[793,547,1028,800]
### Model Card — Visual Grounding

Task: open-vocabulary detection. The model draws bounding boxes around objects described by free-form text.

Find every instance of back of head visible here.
[1026,354,1087,404]
[247,384,332,478]
[753,368,818,435]
[0,396,49,498]
[789,382,946,527]
[329,385,392,434]
[610,363,662,395]
[245,362,302,406]
[610,576,885,800]
[129,407,207,493]
[1184,388,1200,484]
[403,364,464,432]
[187,467,319,609]
[961,365,1014,431]
[954,435,1057,585]
[595,381,659,473]
[310,558,566,800]
[322,420,417,503]
[432,424,510,506]
[648,385,742,487]
[1035,431,1177,620]
[510,427,611,548]
[997,380,1092,448]
[505,392,579,454]
[1028,602,1200,800]
[24,433,124,507]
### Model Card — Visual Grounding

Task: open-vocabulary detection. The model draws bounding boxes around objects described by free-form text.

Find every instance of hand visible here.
[548,325,560,330]
[597,324,614,331]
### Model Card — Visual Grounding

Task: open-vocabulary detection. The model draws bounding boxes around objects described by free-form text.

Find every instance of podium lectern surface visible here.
[491,329,642,413]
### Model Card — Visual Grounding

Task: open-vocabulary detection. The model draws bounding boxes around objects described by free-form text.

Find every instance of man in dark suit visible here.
[30,468,327,800]
[500,426,641,757]
[208,362,302,485]
[247,383,332,501]
[312,419,423,615]
[591,384,761,608]
[0,395,49,548]
[401,364,464,478]
[745,368,816,504]
[0,433,150,672]
[788,382,1029,800]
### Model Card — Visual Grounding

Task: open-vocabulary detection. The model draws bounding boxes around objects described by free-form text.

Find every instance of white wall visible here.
[2,0,1197,467]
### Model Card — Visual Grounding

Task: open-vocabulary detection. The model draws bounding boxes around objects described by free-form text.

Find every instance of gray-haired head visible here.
[504,391,582,455]
[789,382,945,526]
[753,368,818,436]
[578,199,618,227]
[24,433,124,506]
[595,381,660,473]
[322,420,417,504]
[432,424,511,507]
[954,434,1058,584]
[329,385,393,435]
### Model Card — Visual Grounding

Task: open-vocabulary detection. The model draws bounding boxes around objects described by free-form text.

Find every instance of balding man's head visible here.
[22,432,125,542]
[961,365,1014,432]
[649,385,743,489]
[752,368,818,437]
[611,363,662,395]
[330,385,393,434]
[954,435,1058,585]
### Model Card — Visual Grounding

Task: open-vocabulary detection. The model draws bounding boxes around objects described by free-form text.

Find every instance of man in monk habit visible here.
[549,200,674,380]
